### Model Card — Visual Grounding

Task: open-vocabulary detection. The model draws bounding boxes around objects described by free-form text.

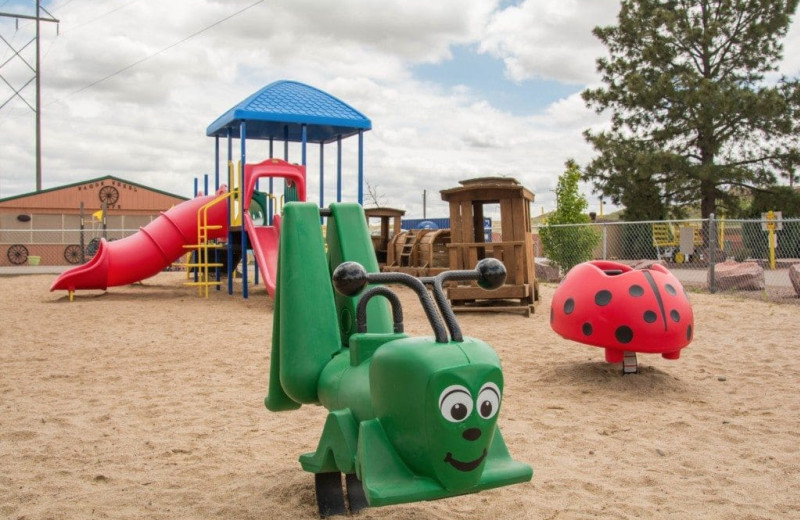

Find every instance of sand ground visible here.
[1,272,798,519]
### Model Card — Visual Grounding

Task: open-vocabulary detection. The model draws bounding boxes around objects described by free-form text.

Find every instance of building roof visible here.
[0,175,187,205]
[206,80,371,144]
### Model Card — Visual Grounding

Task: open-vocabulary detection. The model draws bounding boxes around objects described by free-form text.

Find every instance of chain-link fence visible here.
[0,229,141,267]
[534,215,800,301]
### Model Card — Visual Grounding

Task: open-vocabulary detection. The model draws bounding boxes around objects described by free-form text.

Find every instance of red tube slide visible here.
[51,195,228,293]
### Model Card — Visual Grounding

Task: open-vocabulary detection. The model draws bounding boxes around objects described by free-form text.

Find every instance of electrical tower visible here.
[0,1,59,192]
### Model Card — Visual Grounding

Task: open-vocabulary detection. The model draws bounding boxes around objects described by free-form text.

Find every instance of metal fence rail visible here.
[1,229,141,267]
[3,218,798,302]
[534,215,800,301]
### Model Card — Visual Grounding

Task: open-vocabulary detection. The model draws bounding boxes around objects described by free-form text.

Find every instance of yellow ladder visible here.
[184,192,231,297]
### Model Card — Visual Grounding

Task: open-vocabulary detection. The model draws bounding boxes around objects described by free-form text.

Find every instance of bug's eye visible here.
[476,382,501,420]
[439,385,473,423]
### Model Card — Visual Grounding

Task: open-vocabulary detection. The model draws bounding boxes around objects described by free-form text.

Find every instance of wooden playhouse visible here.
[440,177,538,316]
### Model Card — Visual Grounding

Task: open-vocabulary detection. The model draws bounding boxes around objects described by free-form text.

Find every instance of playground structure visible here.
[51,80,371,300]
[550,260,695,374]
[203,80,372,299]
[384,225,451,276]
[48,159,304,300]
[182,158,307,298]
[440,177,538,316]
[364,207,405,267]
[266,201,532,515]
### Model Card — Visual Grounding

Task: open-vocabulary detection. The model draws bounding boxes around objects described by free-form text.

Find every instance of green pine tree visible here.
[583,0,800,221]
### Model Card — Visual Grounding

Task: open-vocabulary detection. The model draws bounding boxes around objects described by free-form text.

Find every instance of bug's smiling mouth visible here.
[443,449,488,472]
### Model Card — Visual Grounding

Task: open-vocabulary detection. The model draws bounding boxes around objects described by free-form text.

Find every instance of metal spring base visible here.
[622,351,639,374]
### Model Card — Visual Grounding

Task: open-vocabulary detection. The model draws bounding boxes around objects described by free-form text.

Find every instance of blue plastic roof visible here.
[206,80,371,144]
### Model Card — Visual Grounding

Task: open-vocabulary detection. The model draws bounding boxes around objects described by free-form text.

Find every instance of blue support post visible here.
[358,130,364,205]
[240,121,249,299]
[192,178,199,283]
[268,138,274,224]
[319,142,324,209]
[302,124,307,167]
[227,128,234,295]
[337,135,342,203]
[214,138,221,289]
[214,136,220,191]
[204,174,209,197]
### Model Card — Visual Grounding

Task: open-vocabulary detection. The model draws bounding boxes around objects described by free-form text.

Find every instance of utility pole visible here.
[0,1,59,192]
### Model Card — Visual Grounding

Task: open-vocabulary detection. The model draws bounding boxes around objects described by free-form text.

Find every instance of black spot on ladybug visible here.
[564,298,575,314]
[615,326,634,344]
[582,323,593,336]
[665,284,677,296]
[670,310,680,322]
[687,325,693,341]
[644,310,657,323]
[595,290,612,306]
[629,284,644,297]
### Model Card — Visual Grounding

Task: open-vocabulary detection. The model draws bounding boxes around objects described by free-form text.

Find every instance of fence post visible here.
[79,202,86,264]
[708,213,717,293]
[602,224,607,260]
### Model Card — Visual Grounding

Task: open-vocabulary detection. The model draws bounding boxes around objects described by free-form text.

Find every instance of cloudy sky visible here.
[1,0,799,219]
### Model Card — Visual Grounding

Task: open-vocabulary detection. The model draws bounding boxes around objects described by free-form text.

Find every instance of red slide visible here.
[51,194,228,294]
[241,158,307,299]
[244,212,280,298]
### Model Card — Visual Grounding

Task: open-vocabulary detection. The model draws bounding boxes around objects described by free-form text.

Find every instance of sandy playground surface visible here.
[1,272,799,519]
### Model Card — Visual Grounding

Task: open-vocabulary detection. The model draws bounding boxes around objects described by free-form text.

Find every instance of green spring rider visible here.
[266,202,532,516]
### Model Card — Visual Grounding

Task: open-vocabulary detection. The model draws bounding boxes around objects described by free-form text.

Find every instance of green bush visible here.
[539,161,601,273]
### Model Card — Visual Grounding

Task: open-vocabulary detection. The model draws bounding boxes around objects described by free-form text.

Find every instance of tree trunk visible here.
[700,180,716,220]
[700,179,716,249]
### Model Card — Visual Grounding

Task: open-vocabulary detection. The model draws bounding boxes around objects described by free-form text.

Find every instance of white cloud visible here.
[480,0,620,84]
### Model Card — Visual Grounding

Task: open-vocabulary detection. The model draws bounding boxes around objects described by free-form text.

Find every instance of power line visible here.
[54,0,265,102]
[58,0,140,35]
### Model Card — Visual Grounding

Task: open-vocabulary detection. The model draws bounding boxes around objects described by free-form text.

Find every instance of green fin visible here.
[266,202,342,408]
[326,203,392,346]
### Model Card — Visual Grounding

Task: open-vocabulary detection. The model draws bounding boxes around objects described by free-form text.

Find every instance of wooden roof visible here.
[440,177,535,203]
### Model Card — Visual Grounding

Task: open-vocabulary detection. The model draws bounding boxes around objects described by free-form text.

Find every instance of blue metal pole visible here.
[214,136,220,191]
[301,124,307,168]
[284,125,290,207]
[227,128,234,295]
[319,142,324,209]
[240,121,248,299]
[204,174,209,197]
[358,130,364,205]
[268,138,274,224]
[192,177,199,283]
[213,137,221,289]
[337,135,342,203]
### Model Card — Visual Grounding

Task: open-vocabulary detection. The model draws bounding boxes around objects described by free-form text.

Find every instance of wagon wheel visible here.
[64,244,83,264]
[7,244,29,265]
[86,238,101,257]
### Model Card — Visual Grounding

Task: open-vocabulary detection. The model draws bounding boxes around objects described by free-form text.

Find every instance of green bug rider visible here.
[265,202,532,516]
